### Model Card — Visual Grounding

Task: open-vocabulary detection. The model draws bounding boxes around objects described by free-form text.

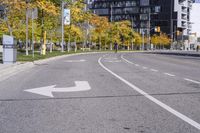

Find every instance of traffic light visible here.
[176,30,180,36]
[157,26,160,32]
[155,26,160,32]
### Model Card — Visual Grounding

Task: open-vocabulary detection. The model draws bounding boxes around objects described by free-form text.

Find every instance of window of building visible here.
[155,6,161,13]
[95,9,109,15]
[140,14,148,20]
[140,0,149,6]
[140,7,150,13]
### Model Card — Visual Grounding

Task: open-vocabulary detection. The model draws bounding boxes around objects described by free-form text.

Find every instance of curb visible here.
[146,51,200,57]
[0,52,109,82]
[0,51,144,82]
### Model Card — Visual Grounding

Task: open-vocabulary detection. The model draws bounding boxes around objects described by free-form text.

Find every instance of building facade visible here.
[90,0,193,42]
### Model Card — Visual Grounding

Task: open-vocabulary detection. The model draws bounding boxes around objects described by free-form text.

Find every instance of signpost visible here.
[61,1,71,52]
[31,8,38,57]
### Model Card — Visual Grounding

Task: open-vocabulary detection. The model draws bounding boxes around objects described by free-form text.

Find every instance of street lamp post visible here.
[110,4,113,50]
[25,0,30,56]
[170,0,174,49]
[142,29,145,50]
[83,0,89,51]
[61,1,65,52]
[148,12,151,50]
[32,9,34,58]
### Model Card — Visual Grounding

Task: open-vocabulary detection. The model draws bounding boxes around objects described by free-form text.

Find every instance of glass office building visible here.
[90,0,193,40]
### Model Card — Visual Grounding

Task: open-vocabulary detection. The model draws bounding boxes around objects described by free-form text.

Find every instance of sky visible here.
[191,3,200,37]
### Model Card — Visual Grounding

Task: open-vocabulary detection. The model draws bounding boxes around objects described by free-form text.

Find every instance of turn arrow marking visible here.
[24,81,91,97]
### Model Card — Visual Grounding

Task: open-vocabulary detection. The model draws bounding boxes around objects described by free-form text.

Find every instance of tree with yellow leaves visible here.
[151,33,170,49]
[0,0,59,41]
[151,34,160,49]
[160,33,170,49]
[90,15,110,50]
[117,21,133,50]
[0,0,27,37]
[132,31,142,50]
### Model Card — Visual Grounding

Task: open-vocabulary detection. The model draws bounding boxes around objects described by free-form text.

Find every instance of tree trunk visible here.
[50,37,53,53]
[110,43,112,50]
[99,36,102,51]
[131,42,134,50]
[75,37,77,53]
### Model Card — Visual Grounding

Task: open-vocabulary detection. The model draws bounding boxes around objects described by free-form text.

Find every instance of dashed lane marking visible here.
[184,78,200,84]
[142,66,148,69]
[98,56,200,130]
[106,60,122,63]
[150,69,158,72]
[164,73,176,77]
[121,55,135,65]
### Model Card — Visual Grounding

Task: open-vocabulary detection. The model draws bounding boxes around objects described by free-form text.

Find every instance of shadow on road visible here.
[0,91,200,102]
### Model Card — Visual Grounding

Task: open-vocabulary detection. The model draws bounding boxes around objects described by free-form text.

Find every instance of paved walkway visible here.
[150,50,200,57]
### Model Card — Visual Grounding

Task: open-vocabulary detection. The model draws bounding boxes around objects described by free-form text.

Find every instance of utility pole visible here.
[25,0,30,56]
[32,9,34,58]
[61,1,65,52]
[170,0,173,49]
[142,29,144,50]
[148,11,151,50]
[83,0,89,51]
[110,4,113,50]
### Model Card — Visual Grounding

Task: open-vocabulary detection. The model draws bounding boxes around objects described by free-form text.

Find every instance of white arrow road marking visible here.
[24,81,91,97]
[65,59,86,62]
[98,57,200,130]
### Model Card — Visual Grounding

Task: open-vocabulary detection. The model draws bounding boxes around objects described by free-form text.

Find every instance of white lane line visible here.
[184,78,200,84]
[164,73,175,77]
[98,57,200,130]
[121,55,135,65]
[106,60,122,63]
[121,55,140,67]
[65,59,86,63]
[105,57,118,60]
[142,66,148,69]
[150,69,158,72]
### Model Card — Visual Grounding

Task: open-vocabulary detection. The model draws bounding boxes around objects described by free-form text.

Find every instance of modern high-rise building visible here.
[90,0,193,42]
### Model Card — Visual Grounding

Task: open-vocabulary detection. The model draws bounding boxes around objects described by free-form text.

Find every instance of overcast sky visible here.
[191,3,200,37]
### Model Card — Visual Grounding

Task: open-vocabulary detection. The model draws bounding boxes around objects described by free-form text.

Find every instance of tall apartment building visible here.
[90,0,193,41]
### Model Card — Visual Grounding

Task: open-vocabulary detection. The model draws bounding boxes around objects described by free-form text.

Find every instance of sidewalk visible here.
[148,50,200,57]
[0,62,34,82]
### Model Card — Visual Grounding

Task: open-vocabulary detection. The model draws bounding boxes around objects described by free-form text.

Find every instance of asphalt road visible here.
[0,52,200,133]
